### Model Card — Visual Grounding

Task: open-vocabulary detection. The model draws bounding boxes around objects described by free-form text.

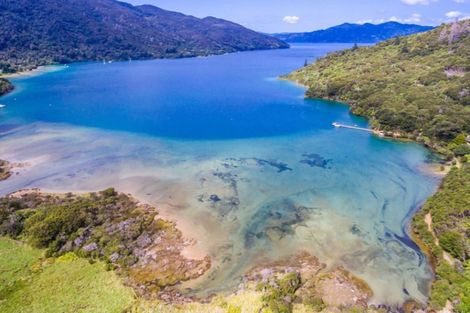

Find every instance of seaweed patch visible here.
[300,153,332,169]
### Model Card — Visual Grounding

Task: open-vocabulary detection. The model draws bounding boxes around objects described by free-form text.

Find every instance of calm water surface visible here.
[0,44,440,305]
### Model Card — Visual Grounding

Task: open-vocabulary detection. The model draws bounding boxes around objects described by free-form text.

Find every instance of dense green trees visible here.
[24,204,89,249]
[286,21,470,154]
[0,78,13,96]
[412,164,470,312]
[0,0,287,73]
[272,22,433,43]
[0,189,157,261]
[0,189,210,297]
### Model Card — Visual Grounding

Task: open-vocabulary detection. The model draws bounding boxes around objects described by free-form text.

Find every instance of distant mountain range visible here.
[0,0,288,72]
[272,22,434,43]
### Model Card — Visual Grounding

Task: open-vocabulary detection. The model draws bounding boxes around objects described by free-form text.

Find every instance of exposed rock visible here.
[444,67,466,78]
[243,252,373,311]
[0,189,211,301]
[315,267,372,308]
[82,242,98,252]
[0,160,12,181]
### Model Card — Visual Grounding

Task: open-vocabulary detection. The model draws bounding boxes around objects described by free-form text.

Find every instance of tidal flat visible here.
[0,44,441,306]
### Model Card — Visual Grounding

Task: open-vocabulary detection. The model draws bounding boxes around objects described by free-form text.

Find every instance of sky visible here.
[127,0,470,33]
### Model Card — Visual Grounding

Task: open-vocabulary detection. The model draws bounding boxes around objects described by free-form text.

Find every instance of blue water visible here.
[2,44,364,139]
[0,44,440,306]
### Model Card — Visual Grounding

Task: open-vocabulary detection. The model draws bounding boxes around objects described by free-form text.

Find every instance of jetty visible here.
[332,122,384,137]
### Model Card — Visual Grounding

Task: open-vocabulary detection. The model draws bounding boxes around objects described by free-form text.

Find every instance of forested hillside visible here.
[412,163,470,312]
[287,21,470,312]
[273,22,433,43]
[286,21,470,156]
[0,0,287,72]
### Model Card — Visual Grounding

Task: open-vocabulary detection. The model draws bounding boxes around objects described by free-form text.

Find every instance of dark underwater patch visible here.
[244,200,316,249]
[223,157,292,173]
[254,158,292,172]
[300,153,332,169]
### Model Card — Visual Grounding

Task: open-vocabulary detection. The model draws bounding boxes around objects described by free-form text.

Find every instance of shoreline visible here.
[0,65,68,98]
[1,64,68,79]
[0,144,440,309]
[0,187,212,303]
[284,75,459,310]
[0,186,385,311]
[0,53,446,308]
[0,97,441,308]
[281,76,452,156]
[9,184,211,262]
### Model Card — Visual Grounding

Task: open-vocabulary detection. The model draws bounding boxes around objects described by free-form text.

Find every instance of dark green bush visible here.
[260,272,302,313]
[440,231,465,260]
[24,204,89,249]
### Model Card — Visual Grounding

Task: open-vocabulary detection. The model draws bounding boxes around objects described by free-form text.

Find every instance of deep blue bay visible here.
[0,44,440,305]
[1,44,364,139]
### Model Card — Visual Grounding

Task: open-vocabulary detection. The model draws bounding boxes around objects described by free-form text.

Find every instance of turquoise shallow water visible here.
[0,44,440,305]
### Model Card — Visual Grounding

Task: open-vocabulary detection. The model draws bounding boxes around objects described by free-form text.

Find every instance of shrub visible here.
[24,205,89,249]
[260,272,302,313]
[440,231,465,260]
[453,144,470,157]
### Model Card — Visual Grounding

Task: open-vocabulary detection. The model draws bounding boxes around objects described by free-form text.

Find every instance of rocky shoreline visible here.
[0,160,12,181]
[0,188,211,302]
[242,252,374,311]
[0,185,379,310]
[0,78,14,97]
[0,157,447,311]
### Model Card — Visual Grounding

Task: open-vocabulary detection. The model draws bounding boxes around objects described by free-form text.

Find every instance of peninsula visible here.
[286,20,470,312]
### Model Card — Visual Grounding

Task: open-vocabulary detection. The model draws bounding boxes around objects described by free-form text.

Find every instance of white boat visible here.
[0,104,6,109]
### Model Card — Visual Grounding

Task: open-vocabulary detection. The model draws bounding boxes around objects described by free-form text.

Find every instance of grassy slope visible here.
[0,237,135,313]
[286,21,470,155]
[0,189,211,298]
[0,237,296,313]
[0,187,385,313]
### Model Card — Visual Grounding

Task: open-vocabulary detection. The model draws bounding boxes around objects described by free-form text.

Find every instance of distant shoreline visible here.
[1,65,66,79]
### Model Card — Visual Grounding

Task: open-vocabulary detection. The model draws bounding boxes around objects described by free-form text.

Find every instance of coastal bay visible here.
[0,44,441,306]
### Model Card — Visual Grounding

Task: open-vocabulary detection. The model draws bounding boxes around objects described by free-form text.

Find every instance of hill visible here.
[412,163,470,312]
[286,23,470,311]
[286,21,470,155]
[0,0,288,72]
[273,22,433,43]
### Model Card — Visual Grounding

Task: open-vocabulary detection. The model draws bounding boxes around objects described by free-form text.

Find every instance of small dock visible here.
[332,122,383,136]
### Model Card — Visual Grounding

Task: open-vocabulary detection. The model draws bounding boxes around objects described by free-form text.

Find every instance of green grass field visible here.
[0,237,135,313]
[0,236,263,313]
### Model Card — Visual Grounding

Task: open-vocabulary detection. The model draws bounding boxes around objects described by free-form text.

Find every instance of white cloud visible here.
[405,13,423,22]
[446,11,463,18]
[389,13,422,23]
[357,19,374,24]
[401,0,437,5]
[453,0,466,3]
[358,13,422,24]
[282,16,300,24]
